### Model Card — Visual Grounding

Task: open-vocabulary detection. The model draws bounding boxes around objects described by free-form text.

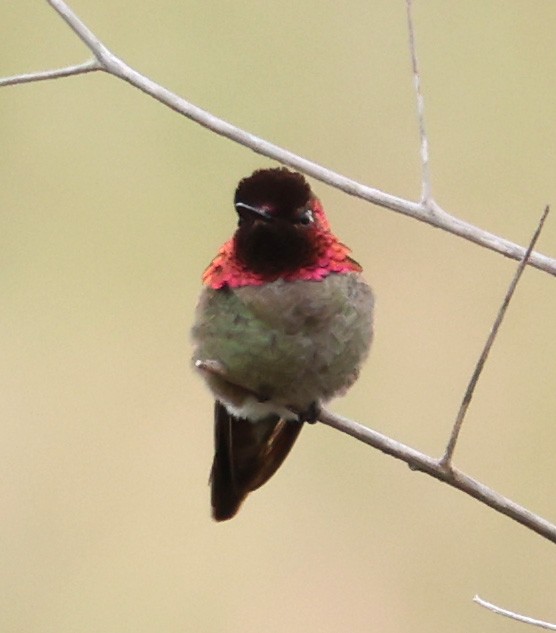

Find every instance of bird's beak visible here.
[235,202,272,222]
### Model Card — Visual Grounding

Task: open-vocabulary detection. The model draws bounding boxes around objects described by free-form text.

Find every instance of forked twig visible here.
[441,205,550,467]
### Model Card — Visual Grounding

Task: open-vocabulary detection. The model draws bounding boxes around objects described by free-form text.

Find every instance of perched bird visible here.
[192,167,374,521]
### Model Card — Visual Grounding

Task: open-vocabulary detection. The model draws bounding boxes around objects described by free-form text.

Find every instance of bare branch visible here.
[319,408,556,545]
[0,60,100,87]
[405,0,432,206]
[474,596,556,630]
[441,206,550,466]
[0,0,552,277]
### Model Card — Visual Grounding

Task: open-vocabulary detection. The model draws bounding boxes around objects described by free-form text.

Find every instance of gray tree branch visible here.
[319,408,556,544]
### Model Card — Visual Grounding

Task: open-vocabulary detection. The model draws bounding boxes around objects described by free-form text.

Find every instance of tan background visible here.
[2,2,556,632]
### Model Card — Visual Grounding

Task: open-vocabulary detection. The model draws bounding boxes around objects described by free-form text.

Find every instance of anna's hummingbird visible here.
[192,168,374,521]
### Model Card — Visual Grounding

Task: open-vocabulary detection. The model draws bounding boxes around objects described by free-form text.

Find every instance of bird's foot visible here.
[298,401,320,424]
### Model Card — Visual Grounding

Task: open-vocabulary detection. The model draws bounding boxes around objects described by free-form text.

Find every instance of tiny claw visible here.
[298,402,320,424]
[195,359,227,378]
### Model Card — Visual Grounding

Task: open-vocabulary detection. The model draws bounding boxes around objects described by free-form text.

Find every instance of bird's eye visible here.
[297,209,314,226]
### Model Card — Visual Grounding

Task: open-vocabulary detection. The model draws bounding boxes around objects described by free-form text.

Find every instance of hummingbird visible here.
[191,167,374,521]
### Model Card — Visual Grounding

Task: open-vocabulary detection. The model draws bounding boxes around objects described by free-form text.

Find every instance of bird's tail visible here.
[210,401,303,521]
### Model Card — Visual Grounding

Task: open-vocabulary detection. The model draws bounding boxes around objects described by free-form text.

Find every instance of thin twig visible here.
[0,59,100,87]
[474,596,556,630]
[0,0,552,276]
[405,0,433,206]
[441,205,550,466]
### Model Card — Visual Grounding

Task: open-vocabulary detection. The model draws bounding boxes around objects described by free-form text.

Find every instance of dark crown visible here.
[234,168,312,215]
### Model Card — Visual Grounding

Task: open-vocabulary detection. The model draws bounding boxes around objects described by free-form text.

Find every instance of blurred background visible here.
[2,1,556,631]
